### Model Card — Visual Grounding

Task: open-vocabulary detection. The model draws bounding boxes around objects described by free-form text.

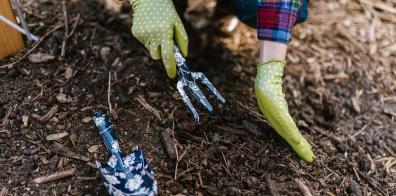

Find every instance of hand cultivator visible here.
[93,112,157,196]
[174,46,227,124]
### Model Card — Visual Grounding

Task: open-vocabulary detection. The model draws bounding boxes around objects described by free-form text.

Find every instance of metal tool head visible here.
[93,112,157,196]
[174,46,227,125]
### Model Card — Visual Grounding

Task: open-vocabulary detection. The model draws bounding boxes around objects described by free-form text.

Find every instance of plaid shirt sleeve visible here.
[257,0,301,44]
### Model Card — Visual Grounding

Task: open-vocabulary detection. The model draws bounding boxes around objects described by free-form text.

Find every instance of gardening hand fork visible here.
[174,45,227,124]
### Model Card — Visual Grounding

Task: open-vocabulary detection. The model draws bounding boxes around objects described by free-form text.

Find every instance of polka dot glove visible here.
[255,60,314,163]
[130,0,188,79]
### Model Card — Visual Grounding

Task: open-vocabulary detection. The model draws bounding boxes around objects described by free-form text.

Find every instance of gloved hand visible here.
[255,60,314,163]
[130,0,188,78]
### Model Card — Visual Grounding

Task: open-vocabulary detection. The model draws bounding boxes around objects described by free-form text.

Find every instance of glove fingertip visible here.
[164,59,177,79]
[179,41,188,57]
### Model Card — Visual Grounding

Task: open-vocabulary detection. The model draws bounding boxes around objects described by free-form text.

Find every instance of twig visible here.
[77,176,97,181]
[51,144,90,162]
[232,97,265,121]
[68,13,80,38]
[33,168,75,184]
[295,179,313,196]
[108,72,113,113]
[61,0,69,58]
[135,95,162,121]
[197,170,203,187]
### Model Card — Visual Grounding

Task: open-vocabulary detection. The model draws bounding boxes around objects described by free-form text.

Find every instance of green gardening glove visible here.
[255,60,314,163]
[130,0,189,78]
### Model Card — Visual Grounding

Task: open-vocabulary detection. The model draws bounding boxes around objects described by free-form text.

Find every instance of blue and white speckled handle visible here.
[93,112,124,169]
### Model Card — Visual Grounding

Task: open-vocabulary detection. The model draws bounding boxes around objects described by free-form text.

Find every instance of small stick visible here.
[77,176,97,181]
[68,13,80,38]
[108,72,113,113]
[135,95,162,121]
[61,0,69,58]
[33,168,75,184]
[295,179,313,196]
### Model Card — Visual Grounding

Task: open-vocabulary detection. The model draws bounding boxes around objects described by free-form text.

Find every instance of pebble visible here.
[22,146,38,155]
[346,180,362,196]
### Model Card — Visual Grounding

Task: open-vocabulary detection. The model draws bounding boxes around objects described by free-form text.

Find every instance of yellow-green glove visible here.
[130,0,188,78]
[255,60,314,163]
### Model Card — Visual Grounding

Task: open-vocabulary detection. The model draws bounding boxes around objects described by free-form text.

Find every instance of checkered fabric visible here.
[257,0,302,43]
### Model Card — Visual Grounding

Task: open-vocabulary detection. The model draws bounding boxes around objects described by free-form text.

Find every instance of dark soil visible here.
[0,0,395,195]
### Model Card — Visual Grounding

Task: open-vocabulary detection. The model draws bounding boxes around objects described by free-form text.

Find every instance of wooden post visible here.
[0,0,25,60]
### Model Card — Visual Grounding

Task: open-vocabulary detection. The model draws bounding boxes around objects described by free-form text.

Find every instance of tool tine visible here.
[193,72,227,106]
[177,81,200,124]
[186,80,214,114]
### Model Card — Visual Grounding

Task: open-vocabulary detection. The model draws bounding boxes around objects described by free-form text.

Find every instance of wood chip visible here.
[46,132,69,141]
[88,145,100,153]
[266,175,280,196]
[135,95,162,121]
[0,187,8,196]
[1,104,17,129]
[36,105,58,121]
[65,67,73,79]
[351,97,361,113]
[295,179,313,196]
[82,117,92,123]
[56,92,71,103]
[28,53,55,63]
[22,115,28,127]
[384,108,396,117]
[161,130,176,159]
[33,168,75,184]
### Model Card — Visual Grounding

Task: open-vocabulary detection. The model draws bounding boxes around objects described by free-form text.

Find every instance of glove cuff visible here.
[257,59,286,69]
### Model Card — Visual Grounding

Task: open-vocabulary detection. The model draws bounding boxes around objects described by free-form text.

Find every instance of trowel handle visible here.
[93,112,122,155]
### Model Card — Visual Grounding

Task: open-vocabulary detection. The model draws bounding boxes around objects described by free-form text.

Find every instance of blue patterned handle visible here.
[93,112,124,169]
[173,45,227,124]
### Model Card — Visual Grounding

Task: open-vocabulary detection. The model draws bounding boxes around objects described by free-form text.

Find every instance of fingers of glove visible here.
[149,42,161,60]
[174,22,189,57]
[161,39,177,79]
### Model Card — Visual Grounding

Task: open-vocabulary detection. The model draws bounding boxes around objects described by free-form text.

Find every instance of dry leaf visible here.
[28,53,55,63]
[82,117,92,123]
[46,132,69,141]
[65,67,73,79]
[88,145,100,153]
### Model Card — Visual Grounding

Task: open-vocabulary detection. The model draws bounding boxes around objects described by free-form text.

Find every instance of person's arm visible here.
[255,0,314,163]
[259,40,287,62]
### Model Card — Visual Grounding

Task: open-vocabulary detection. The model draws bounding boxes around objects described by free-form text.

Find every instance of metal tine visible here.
[186,80,214,114]
[192,72,227,106]
[177,81,200,124]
